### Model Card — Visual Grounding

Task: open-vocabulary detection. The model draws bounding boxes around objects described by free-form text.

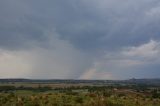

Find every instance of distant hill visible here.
[0,78,160,86]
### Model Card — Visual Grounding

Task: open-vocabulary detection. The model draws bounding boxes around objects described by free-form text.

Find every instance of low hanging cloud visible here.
[122,40,160,59]
[0,49,31,78]
[0,33,94,79]
[27,35,94,79]
[0,0,160,79]
[81,40,160,79]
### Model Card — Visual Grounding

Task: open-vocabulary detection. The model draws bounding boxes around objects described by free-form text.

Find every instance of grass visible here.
[0,82,160,106]
[0,90,159,106]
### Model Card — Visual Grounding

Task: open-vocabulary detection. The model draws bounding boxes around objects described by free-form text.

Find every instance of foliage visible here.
[0,84,160,106]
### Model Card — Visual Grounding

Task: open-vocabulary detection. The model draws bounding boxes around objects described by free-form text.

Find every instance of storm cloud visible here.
[0,0,160,79]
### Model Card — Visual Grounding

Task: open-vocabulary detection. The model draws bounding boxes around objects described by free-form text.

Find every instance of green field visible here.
[0,82,160,106]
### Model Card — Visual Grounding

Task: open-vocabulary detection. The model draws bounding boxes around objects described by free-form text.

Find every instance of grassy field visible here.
[0,81,160,106]
[0,89,160,106]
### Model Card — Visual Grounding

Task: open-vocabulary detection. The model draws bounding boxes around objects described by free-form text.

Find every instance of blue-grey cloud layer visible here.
[0,0,160,79]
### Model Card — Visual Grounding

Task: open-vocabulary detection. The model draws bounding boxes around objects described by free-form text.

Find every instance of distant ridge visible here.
[0,78,160,85]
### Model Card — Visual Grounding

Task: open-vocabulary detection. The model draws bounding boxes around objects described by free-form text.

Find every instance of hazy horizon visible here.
[0,0,160,79]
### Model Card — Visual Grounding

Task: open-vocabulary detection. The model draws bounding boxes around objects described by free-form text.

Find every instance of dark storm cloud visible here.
[0,0,160,79]
[1,0,160,51]
[0,0,48,50]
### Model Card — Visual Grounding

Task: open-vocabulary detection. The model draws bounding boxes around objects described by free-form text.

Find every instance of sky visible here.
[0,0,160,79]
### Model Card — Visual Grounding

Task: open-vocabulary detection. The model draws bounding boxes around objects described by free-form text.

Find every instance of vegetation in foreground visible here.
[0,80,160,106]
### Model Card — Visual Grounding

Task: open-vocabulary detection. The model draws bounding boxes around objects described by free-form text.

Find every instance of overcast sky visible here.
[0,0,160,79]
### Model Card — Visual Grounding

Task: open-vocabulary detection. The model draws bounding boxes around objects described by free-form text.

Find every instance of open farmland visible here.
[0,79,160,106]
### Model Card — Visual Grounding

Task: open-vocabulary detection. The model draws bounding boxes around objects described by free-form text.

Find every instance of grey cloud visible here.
[47,0,160,51]
[1,0,160,51]
[86,40,160,79]
[0,0,160,79]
